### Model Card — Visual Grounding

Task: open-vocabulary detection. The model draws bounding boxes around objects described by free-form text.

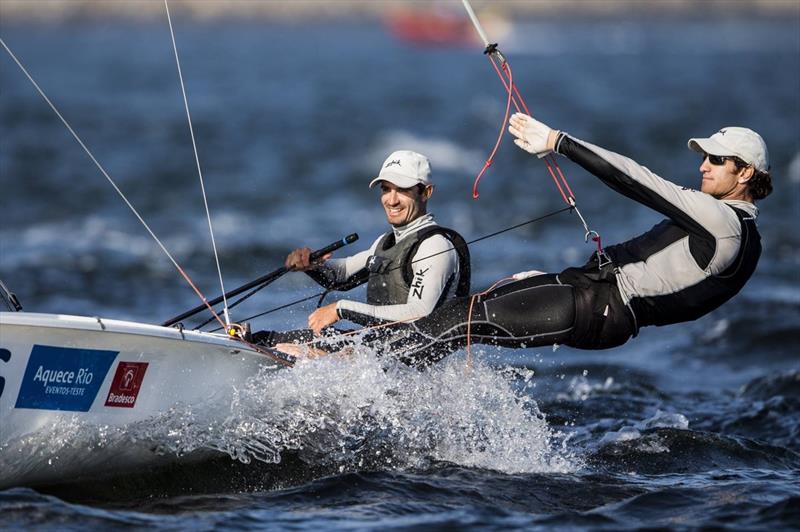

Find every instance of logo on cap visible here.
[384,159,401,168]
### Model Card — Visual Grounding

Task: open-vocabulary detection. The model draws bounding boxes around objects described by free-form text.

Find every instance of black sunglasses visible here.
[702,153,751,169]
[702,153,730,166]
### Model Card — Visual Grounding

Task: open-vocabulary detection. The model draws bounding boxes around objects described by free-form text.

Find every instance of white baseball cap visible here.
[368,150,432,189]
[688,127,769,172]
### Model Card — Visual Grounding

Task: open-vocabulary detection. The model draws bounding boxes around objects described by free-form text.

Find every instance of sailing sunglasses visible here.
[702,153,731,166]
[702,153,747,167]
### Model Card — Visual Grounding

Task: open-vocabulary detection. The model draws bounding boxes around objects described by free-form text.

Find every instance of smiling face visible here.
[379,181,432,227]
[699,154,754,202]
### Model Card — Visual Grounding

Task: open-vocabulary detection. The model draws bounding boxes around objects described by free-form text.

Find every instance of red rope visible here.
[480,54,577,207]
[593,233,603,254]
[542,156,571,205]
[472,61,515,199]
[462,49,614,358]
[550,155,576,200]
[174,267,229,331]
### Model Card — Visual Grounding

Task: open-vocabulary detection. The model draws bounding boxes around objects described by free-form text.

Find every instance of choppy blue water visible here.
[1,13,799,531]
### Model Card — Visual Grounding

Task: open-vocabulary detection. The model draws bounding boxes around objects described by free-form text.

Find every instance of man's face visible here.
[699,154,749,200]
[379,181,430,227]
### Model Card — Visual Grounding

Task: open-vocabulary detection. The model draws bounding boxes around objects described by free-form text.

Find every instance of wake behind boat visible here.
[0,302,293,489]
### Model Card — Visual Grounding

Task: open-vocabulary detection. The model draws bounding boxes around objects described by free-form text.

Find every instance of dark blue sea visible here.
[1,10,799,531]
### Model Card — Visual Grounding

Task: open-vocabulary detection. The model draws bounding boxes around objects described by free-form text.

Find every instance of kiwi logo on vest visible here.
[367,255,389,273]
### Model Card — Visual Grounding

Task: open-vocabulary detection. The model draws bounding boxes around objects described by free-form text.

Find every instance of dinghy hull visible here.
[0,312,288,488]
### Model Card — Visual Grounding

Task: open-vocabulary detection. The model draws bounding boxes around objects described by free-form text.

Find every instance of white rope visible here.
[461,0,491,48]
[0,36,192,285]
[164,0,230,326]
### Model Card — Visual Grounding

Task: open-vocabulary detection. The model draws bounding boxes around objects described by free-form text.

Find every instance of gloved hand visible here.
[508,112,557,159]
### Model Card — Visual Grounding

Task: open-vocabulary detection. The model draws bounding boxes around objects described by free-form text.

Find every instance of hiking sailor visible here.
[253,150,470,346]
[362,114,772,366]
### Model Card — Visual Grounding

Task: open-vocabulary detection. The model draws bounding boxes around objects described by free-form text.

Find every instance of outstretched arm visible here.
[554,134,742,242]
[508,113,743,243]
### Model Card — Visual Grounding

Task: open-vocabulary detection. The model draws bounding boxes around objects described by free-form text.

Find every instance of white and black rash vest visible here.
[306,214,470,326]
[554,133,761,329]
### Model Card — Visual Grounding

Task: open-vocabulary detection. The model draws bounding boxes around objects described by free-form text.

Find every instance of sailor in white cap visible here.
[362,116,774,367]
[687,126,772,202]
[253,150,470,348]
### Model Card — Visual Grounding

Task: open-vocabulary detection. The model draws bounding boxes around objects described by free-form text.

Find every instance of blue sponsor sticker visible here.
[15,345,118,411]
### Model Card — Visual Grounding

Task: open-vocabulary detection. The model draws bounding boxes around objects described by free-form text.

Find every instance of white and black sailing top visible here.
[306,214,470,325]
[555,134,761,329]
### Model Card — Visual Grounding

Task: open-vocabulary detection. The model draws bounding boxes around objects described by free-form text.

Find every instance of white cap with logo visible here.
[369,150,432,189]
[688,127,769,172]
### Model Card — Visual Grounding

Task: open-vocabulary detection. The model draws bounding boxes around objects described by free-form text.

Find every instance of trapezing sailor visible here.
[253,150,470,348]
[334,114,773,366]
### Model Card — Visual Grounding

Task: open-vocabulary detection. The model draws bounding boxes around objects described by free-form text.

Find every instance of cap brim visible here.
[368,173,422,189]
[688,137,729,156]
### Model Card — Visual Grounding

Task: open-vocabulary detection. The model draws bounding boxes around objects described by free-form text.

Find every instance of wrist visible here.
[546,129,560,152]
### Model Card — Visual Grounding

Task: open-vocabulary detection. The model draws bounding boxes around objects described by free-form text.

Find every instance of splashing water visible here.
[171,344,580,475]
[3,345,580,488]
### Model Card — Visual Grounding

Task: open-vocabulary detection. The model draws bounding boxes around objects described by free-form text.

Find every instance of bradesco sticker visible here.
[15,345,118,411]
[105,361,148,408]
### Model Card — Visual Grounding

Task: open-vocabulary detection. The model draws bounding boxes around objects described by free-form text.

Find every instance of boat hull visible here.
[0,312,288,488]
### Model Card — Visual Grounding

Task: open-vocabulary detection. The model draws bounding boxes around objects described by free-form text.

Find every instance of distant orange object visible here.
[385,8,479,47]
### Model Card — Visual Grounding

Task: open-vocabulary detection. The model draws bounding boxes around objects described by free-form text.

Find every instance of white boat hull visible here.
[0,312,290,488]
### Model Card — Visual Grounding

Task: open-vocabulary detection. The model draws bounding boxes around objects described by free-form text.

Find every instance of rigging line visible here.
[486,55,570,205]
[463,0,579,208]
[492,59,591,235]
[461,4,605,258]
[209,292,323,332]
[486,49,586,223]
[471,59,515,199]
[491,63,597,249]
[164,0,231,327]
[461,0,491,48]
[0,36,227,331]
[194,275,273,330]
[208,205,573,331]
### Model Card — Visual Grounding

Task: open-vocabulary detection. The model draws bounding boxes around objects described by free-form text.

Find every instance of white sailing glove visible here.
[508,112,556,159]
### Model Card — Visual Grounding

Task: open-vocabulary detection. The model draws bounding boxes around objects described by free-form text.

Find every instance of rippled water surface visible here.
[1,11,799,531]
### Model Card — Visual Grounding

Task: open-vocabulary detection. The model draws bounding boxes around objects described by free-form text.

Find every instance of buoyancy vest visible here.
[365,226,470,307]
